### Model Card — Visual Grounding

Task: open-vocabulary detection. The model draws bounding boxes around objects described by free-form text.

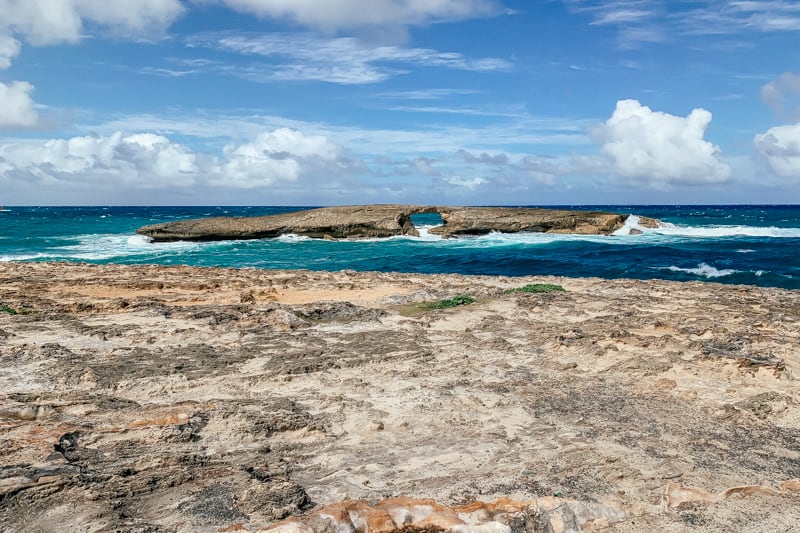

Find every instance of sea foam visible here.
[613,215,648,236]
[276,234,312,243]
[665,263,738,278]
[51,233,201,260]
[651,224,800,238]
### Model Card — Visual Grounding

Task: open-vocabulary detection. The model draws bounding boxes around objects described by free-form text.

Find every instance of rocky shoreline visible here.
[1,262,798,532]
[136,205,661,242]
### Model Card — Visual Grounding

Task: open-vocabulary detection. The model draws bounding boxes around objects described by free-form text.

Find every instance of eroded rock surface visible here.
[429,206,629,236]
[0,262,798,532]
[137,205,653,242]
[137,205,428,242]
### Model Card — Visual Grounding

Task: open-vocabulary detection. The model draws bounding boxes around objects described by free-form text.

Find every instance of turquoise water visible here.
[0,206,798,289]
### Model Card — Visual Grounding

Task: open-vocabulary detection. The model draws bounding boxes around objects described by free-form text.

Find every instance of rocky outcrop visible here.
[136,204,430,242]
[2,262,800,532]
[138,205,651,242]
[429,206,628,237]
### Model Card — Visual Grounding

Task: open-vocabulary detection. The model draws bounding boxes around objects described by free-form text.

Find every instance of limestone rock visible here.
[137,205,648,242]
[137,204,428,242]
[429,206,628,236]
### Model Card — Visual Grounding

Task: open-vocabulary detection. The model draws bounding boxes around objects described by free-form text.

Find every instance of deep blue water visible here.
[0,205,798,290]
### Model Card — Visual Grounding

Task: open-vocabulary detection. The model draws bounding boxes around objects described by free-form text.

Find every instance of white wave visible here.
[331,225,444,243]
[650,224,800,238]
[44,233,201,260]
[664,263,738,278]
[0,252,51,261]
[276,233,312,243]
[413,225,443,242]
[613,215,648,236]
[604,213,800,239]
[420,229,631,247]
[127,234,153,246]
[736,249,756,253]
[468,230,621,246]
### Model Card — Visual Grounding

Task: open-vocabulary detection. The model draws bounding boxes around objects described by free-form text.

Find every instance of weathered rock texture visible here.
[1,262,799,532]
[137,205,653,242]
[137,205,430,242]
[430,206,627,236]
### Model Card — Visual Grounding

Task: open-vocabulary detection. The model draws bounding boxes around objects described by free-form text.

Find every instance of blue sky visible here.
[1,0,799,205]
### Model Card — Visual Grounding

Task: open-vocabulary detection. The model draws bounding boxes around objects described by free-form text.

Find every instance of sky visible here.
[1,0,800,205]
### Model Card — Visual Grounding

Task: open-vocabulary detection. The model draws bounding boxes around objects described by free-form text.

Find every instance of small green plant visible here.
[506,283,565,294]
[424,295,476,309]
[0,304,36,315]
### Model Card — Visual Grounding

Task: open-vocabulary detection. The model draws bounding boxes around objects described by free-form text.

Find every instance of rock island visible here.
[137,205,661,241]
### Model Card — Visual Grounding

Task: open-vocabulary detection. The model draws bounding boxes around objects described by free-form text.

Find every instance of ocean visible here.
[0,205,798,290]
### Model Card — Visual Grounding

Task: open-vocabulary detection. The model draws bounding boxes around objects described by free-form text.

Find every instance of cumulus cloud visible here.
[754,124,800,179]
[0,0,184,46]
[0,0,184,130]
[0,81,39,129]
[0,132,203,187]
[592,99,731,186]
[0,128,361,190]
[217,128,360,188]
[762,72,800,121]
[0,34,20,69]
[209,0,501,33]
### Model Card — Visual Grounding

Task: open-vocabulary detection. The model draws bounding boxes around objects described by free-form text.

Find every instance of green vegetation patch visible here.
[424,295,476,309]
[0,304,37,315]
[506,283,565,294]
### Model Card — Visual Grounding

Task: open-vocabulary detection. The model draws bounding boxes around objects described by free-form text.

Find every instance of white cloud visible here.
[590,8,654,26]
[762,72,800,121]
[592,99,731,186]
[754,123,800,179]
[218,128,356,188]
[375,88,479,100]
[0,128,361,190]
[0,0,184,131]
[456,149,509,165]
[0,81,39,129]
[443,175,487,189]
[0,132,203,187]
[0,0,184,46]
[0,34,20,69]
[188,32,511,84]
[566,1,800,48]
[206,0,501,32]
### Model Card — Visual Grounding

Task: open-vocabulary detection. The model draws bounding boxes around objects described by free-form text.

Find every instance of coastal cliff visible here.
[137,205,659,242]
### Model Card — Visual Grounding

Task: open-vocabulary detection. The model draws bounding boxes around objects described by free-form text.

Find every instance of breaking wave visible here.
[664,263,738,278]
[0,234,203,262]
[646,223,800,238]
[275,234,313,243]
